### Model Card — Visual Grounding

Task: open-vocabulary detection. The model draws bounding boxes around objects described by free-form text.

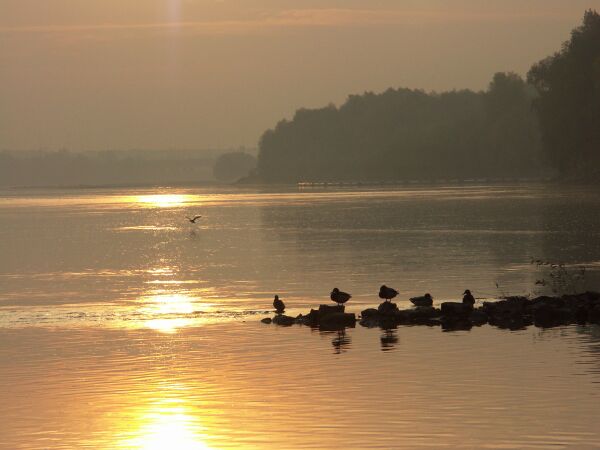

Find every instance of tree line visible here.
[256,10,599,183]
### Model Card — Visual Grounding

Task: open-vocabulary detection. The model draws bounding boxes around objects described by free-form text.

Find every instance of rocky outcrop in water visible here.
[262,304,356,329]
[261,292,600,331]
[358,292,600,331]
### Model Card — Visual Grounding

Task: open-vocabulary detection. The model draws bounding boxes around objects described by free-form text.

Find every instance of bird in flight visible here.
[186,215,202,223]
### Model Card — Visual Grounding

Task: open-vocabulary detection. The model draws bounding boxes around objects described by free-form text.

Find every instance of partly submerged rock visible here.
[378,301,400,316]
[320,312,357,330]
[305,304,347,327]
[272,315,296,326]
[468,309,488,326]
[441,302,473,317]
[260,317,272,324]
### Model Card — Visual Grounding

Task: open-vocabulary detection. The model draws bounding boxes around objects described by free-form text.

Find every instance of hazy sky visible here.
[0,0,597,151]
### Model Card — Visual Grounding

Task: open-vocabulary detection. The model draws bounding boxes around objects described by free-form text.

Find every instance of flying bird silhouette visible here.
[186,215,202,223]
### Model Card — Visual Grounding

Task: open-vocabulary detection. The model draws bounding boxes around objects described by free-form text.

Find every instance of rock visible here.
[532,303,562,328]
[469,309,488,326]
[378,301,399,316]
[484,297,531,317]
[318,304,345,316]
[260,317,272,324]
[320,313,356,330]
[412,306,441,319]
[359,317,381,328]
[361,308,379,319]
[589,306,600,324]
[272,315,296,326]
[441,302,473,317]
[305,304,348,327]
[294,314,311,325]
[575,307,588,324]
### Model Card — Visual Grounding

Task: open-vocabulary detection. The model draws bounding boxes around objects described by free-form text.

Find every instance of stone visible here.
[441,302,473,316]
[469,309,489,326]
[411,306,441,319]
[318,304,345,316]
[260,317,272,324]
[361,308,379,319]
[589,306,600,324]
[319,312,356,330]
[378,301,400,316]
[272,315,296,326]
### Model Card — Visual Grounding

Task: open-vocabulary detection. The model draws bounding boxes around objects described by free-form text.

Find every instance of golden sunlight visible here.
[148,294,197,315]
[136,292,214,333]
[145,318,196,334]
[119,406,211,450]
[134,194,191,208]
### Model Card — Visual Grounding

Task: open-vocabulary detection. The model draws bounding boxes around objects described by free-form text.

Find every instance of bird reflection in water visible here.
[380,328,399,351]
[331,328,352,354]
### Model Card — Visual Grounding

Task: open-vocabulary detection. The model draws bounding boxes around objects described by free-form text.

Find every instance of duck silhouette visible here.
[330,288,351,306]
[379,285,399,302]
[273,295,285,314]
[462,289,475,306]
[410,293,433,307]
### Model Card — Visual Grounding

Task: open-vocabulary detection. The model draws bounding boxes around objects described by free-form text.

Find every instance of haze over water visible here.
[2,183,600,449]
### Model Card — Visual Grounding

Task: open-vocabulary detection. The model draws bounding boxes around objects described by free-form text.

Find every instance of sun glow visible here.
[137,292,214,333]
[133,194,191,208]
[120,405,211,450]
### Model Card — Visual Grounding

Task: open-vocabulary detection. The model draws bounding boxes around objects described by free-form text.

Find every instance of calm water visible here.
[1,184,600,449]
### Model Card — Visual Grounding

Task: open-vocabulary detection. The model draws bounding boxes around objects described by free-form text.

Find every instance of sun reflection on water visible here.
[127,194,197,208]
[118,402,211,450]
[137,292,214,333]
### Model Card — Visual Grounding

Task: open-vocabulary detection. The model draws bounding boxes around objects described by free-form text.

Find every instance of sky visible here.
[0,0,597,151]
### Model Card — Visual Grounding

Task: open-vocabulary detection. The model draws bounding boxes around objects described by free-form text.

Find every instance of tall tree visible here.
[527,10,600,177]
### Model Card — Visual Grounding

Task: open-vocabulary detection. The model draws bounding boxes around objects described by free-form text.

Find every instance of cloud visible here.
[0,8,572,37]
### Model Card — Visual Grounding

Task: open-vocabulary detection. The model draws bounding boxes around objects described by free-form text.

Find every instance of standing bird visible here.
[410,293,433,307]
[273,295,285,314]
[186,215,202,223]
[379,285,399,302]
[330,288,352,307]
[462,289,475,307]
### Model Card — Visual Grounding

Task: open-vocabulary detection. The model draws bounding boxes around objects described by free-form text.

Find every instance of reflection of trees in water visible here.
[380,328,399,352]
[258,190,569,297]
[536,187,600,294]
[257,186,600,302]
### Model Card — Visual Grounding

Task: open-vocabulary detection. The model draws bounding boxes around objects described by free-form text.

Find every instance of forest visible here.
[257,10,600,183]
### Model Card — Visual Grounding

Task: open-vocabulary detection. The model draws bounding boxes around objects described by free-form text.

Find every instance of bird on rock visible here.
[330,288,351,307]
[379,285,399,302]
[462,289,475,307]
[273,295,285,314]
[410,293,433,307]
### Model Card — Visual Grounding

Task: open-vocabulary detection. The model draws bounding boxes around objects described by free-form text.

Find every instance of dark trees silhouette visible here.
[528,10,600,178]
[257,74,542,183]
